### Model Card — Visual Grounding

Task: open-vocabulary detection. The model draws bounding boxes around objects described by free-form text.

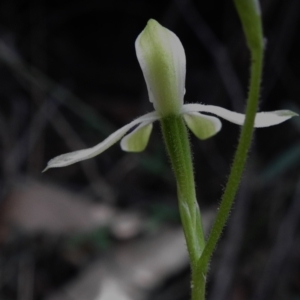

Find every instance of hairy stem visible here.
[160,114,206,300]
[198,0,264,277]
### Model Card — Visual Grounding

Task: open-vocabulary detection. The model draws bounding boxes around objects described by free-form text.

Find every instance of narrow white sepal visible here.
[182,104,298,128]
[183,112,222,140]
[121,121,153,152]
[43,112,159,172]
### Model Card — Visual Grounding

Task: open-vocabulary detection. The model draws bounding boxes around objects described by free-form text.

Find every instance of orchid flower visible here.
[43,19,297,172]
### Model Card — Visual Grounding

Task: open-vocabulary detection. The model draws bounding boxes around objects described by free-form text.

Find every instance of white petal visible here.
[182,104,298,127]
[135,19,186,116]
[183,112,222,140]
[120,121,153,152]
[43,112,159,171]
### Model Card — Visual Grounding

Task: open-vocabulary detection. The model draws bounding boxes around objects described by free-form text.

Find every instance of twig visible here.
[252,178,300,299]
[6,97,59,177]
[48,109,116,203]
[0,38,115,201]
[175,0,244,111]
[263,0,300,100]
[209,168,253,300]
[0,38,114,135]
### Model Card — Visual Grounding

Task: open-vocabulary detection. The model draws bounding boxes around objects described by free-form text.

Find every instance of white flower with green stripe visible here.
[43,19,297,172]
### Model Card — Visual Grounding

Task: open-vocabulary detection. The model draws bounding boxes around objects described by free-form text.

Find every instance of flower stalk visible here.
[198,0,264,277]
[161,115,205,262]
[160,114,206,299]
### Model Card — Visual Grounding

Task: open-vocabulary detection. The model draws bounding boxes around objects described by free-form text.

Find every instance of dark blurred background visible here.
[0,0,299,299]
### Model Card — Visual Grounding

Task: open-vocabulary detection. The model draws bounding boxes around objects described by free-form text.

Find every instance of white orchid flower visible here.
[43,19,297,172]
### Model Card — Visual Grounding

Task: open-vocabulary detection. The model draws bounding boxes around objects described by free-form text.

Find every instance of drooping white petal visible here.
[121,121,153,152]
[135,19,186,116]
[182,104,298,127]
[183,112,222,140]
[43,112,159,171]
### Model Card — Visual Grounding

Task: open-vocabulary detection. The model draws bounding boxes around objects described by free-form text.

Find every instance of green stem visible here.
[198,0,264,276]
[160,115,206,300]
